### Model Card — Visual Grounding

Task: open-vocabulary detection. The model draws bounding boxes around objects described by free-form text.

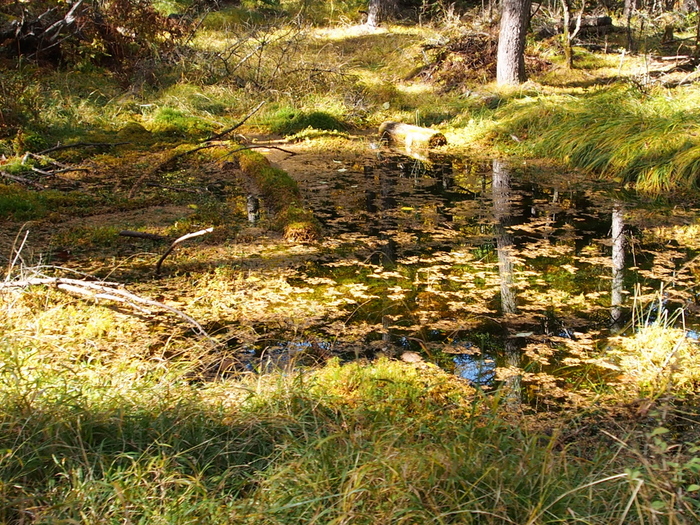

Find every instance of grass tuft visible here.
[497,87,700,193]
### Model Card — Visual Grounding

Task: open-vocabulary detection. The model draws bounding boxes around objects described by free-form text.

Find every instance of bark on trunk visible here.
[496,0,532,85]
[365,0,397,28]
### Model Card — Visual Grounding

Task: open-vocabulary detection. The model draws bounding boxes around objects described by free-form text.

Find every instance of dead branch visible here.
[37,142,130,155]
[30,167,55,177]
[0,276,216,344]
[156,227,214,275]
[0,170,44,189]
[30,166,78,185]
[206,100,266,142]
[26,152,87,172]
[227,144,297,156]
[119,230,171,242]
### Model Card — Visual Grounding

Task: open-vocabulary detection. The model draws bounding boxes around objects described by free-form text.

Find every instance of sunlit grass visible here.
[607,292,700,398]
[2,285,698,523]
[494,86,700,192]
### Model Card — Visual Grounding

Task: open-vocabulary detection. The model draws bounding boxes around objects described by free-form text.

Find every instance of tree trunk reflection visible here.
[492,160,521,405]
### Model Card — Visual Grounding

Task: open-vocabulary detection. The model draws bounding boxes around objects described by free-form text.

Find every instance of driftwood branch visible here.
[0,276,215,344]
[156,227,214,275]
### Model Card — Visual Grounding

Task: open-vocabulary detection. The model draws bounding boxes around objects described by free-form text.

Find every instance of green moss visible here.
[0,186,101,221]
[266,107,347,136]
[235,150,319,240]
[151,108,216,139]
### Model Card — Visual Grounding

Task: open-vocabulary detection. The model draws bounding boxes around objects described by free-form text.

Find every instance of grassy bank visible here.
[1,282,700,523]
[491,86,700,193]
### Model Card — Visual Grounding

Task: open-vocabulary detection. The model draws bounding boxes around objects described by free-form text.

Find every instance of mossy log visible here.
[379,122,447,149]
[225,150,321,242]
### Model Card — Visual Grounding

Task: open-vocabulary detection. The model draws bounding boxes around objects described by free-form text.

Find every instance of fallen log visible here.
[379,121,447,150]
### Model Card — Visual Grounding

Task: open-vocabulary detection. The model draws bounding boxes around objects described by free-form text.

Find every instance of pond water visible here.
[249,148,700,388]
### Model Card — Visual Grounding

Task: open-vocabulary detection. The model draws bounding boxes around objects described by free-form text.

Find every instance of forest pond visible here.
[241,148,700,387]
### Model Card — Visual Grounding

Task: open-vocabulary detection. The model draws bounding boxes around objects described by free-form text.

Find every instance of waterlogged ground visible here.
[256,142,700,387]
[3,138,700,394]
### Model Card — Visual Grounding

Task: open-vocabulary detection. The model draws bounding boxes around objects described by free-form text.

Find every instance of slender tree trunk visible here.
[560,0,585,69]
[366,0,397,28]
[366,0,379,27]
[497,0,532,85]
[492,160,521,406]
[696,0,700,51]
[561,0,572,69]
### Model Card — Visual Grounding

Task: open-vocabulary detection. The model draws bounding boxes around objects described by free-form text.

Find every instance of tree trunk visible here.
[696,0,700,51]
[366,0,397,28]
[496,0,532,85]
[561,0,573,69]
[611,203,626,327]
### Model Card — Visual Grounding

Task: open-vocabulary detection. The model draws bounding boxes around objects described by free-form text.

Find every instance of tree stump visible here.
[379,122,447,150]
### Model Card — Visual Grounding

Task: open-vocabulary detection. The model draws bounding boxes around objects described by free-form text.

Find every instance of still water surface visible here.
[253,150,700,386]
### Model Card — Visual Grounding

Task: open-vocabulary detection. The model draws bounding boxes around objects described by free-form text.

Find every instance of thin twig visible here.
[37,142,130,155]
[156,227,214,275]
[227,144,297,156]
[6,228,30,281]
[206,100,266,142]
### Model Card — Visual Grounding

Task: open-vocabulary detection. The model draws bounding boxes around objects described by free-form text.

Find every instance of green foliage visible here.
[151,107,217,138]
[201,6,267,29]
[12,130,48,154]
[0,186,100,221]
[0,72,41,137]
[2,317,695,525]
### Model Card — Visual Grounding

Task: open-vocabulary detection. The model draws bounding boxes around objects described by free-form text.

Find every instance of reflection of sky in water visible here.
[453,354,496,384]
[686,330,700,341]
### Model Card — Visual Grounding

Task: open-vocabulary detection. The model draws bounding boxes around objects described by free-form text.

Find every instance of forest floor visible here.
[2,7,700,522]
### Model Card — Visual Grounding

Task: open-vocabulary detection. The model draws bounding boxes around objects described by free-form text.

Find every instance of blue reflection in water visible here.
[453,354,497,385]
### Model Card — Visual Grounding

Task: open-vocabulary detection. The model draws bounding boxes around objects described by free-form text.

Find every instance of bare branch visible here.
[0,170,44,189]
[206,100,266,142]
[0,276,216,344]
[156,227,214,275]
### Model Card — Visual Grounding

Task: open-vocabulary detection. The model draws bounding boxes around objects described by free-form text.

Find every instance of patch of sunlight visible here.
[312,25,391,40]
[398,82,435,96]
[608,324,700,397]
[312,23,434,42]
